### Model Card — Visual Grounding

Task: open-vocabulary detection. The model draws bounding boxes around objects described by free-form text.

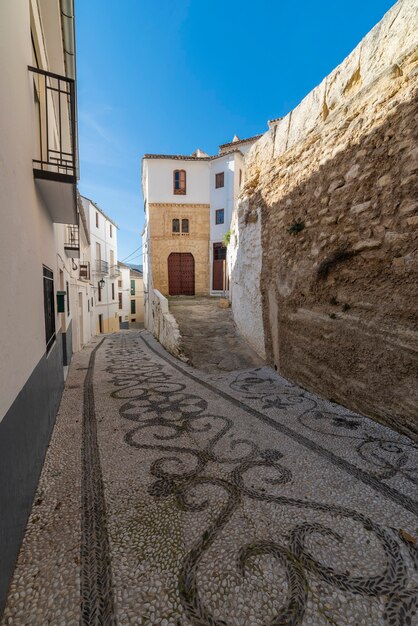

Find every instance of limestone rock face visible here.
[231,0,418,439]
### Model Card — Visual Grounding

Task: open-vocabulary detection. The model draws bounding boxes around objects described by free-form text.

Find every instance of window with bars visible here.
[43,266,56,353]
[173,169,186,194]
[172,218,180,233]
[215,172,224,188]
[181,218,189,233]
[215,209,224,225]
[118,293,123,310]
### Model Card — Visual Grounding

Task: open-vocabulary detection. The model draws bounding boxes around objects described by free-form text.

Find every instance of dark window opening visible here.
[181,218,189,233]
[110,224,113,237]
[213,243,227,260]
[215,172,224,188]
[215,209,224,225]
[96,212,99,228]
[98,282,102,302]
[131,300,136,314]
[118,292,123,309]
[43,266,56,353]
[130,279,135,296]
[111,283,115,300]
[172,218,180,233]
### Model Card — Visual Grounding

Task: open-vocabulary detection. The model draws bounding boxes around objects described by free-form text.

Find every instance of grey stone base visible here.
[0,335,64,616]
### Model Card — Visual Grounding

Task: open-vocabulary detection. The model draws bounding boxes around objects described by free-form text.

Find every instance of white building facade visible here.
[142,135,261,317]
[81,196,120,334]
[117,262,131,329]
[0,0,79,612]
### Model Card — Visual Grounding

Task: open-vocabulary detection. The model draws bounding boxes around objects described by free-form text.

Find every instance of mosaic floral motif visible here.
[105,335,418,625]
[229,371,418,486]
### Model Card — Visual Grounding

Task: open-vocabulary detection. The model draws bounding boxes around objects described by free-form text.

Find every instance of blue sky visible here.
[76,0,395,264]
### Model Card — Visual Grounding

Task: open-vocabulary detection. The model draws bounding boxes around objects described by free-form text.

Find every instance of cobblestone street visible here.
[2,330,418,625]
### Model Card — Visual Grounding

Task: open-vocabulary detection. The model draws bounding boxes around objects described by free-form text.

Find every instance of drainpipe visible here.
[60,0,76,79]
[60,0,79,179]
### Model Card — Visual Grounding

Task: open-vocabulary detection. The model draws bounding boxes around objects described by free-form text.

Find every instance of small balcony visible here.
[109,264,121,278]
[64,224,80,258]
[79,263,90,281]
[29,66,78,224]
[95,259,109,275]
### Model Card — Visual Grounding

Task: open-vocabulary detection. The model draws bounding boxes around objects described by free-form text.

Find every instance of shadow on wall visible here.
[251,95,418,440]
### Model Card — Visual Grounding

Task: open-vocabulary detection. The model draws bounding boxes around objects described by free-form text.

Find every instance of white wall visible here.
[143,158,210,205]
[118,265,130,326]
[82,197,119,333]
[229,199,266,358]
[0,0,69,420]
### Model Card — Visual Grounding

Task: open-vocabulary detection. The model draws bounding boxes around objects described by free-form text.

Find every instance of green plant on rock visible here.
[288,219,305,235]
[223,229,232,246]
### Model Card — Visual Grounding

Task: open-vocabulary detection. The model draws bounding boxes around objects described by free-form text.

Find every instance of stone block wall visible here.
[232,0,418,439]
[149,203,210,296]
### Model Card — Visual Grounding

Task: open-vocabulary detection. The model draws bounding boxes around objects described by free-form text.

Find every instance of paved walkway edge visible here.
[80,338,116,625]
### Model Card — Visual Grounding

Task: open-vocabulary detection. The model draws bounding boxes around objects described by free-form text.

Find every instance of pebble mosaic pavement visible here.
[2,330,418,625]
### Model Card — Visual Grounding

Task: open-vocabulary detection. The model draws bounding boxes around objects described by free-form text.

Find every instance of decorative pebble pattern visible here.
[2,330,417,625]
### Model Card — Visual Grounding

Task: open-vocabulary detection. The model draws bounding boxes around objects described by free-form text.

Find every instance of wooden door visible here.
[212,243,226,291]
[168,253,195,295]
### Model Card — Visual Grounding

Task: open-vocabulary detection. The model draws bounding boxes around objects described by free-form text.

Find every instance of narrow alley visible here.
[2,330,417,625]
[168,297,264,372]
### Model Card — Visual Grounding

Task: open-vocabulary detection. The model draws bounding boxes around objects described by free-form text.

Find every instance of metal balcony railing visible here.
[64,224,79,248]
[29,66,77,181]
[109,264,120,278]
[95,259,109,275]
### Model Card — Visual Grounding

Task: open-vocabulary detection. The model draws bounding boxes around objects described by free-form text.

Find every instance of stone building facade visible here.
[147,201,211,296]
[230,0,418,440]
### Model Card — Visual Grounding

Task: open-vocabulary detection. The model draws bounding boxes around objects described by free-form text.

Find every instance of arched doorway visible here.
[168,252,195,296]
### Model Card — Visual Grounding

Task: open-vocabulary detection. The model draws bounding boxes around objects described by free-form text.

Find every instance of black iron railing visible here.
[29,66,77,180]
[64,224,79,249]
[95,259,109,274]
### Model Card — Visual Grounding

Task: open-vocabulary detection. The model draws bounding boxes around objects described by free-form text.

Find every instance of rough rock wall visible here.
[229,199,266,358]
[232,0,418,439]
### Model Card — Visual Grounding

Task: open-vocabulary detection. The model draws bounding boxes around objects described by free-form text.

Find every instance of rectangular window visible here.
[110,249,114,267]
[118,279,122,288]
[118,293,123,310]
[213,243,227,260]
[172,218,180,233]
[239,169,242,187]
[110,224,113,237]
[131,299,136,314]
[173,169,186,195]
[43,266,56,353]
[111,283,115,300]
[215,209,224,225]
[215,172,224,188]
[130,279,135,296]
[181,218,189,233]
[96,212,99,228]
[98,282,102,302]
